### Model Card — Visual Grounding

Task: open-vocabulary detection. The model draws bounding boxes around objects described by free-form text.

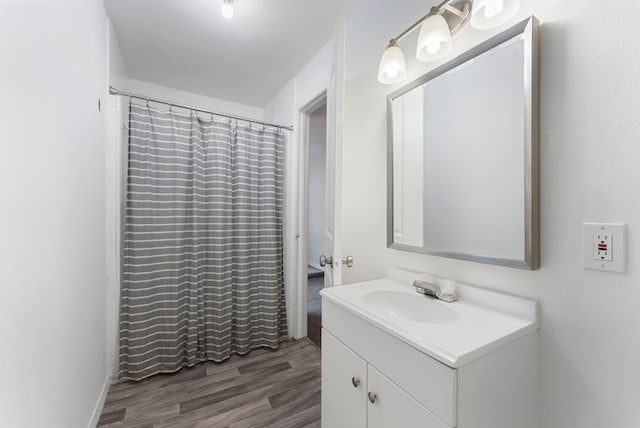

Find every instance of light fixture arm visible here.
[443,3,466,18]
[391,6,439,46]
[388,0,472,46]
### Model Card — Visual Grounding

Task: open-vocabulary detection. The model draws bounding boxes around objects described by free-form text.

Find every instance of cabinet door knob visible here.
[368,392,377,404]
[351,377,360,388]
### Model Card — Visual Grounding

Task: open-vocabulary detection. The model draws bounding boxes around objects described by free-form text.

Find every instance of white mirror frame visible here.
[386,16,540,270]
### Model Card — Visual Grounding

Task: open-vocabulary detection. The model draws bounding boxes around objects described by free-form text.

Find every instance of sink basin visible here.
[320,274,539,367]
[363,290,461,324]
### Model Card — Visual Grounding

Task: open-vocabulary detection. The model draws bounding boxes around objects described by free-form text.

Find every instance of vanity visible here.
[320,269,538,428]
[319,15,541,428]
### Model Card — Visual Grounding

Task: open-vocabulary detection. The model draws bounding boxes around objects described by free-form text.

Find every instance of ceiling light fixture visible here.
[377,0,520,84]
[221,0,235,19]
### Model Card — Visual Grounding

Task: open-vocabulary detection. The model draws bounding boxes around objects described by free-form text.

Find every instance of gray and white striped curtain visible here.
[119,103,287,381]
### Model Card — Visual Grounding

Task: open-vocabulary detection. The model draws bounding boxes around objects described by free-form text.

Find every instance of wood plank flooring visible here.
[98,339,321,428]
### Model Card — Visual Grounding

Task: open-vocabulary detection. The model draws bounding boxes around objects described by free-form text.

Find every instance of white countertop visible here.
[320,273,538,368]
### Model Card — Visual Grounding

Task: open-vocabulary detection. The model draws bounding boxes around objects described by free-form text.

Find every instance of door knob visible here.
[368,392,377,404]
[319,255,333,267]
[342,256,354,268]
[351,377,360,388]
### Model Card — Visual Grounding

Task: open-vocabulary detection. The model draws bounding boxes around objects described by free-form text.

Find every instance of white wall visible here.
[107,17,129,92]
[106,20,264,121]
[126,79,264,120]
[339,1,640,427]
[0,1,110,427]
[308,106,328,269]
[264,40,335,337]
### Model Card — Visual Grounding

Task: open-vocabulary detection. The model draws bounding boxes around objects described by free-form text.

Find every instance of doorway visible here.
[306,102,328,349]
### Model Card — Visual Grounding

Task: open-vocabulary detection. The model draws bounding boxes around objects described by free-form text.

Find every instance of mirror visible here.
[387,17,539,270]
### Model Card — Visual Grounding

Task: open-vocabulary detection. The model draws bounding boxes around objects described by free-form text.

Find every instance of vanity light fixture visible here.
[377,0,520,84]
[221,0,235,19]
[378,41,407,84]
[416,13,453,62]
[470,0,521,30]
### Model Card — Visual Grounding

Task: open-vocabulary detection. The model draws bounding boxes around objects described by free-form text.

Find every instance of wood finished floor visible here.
[98,339,321,428]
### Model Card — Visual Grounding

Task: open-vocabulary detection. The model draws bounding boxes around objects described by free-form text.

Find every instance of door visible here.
[322,18,345,289]
[299,18,346,339]
[367,366,449,428]
[322,329,367,428]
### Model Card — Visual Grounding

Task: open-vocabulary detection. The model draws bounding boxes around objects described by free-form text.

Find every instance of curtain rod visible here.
[108,87,294,132]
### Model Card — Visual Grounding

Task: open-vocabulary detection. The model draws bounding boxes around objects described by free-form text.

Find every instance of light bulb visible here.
[426,40,440,54]
[416,14,452,62]
[221,3,234,19]
[470,0,519,30]
[484,0,504,18]
[378,44,407,85]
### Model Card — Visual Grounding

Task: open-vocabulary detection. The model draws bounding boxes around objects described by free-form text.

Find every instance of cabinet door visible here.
[322,329,367,428]
[367,366,450,428]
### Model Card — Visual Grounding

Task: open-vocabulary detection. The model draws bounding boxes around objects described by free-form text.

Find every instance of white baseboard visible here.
[87,375,111,428]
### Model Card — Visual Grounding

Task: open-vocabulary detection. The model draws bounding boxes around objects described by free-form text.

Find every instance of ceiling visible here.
[105,0,358,107]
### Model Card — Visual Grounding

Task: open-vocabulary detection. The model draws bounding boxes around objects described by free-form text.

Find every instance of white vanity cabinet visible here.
[320,275,538,428]
[367,364,448,428]
[322,330,448,428]
[321,329,367,428]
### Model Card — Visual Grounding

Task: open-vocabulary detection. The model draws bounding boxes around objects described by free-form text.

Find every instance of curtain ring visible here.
[145,98,149,107]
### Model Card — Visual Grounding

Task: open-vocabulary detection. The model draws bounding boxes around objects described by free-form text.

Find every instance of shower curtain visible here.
[119,103,287,381]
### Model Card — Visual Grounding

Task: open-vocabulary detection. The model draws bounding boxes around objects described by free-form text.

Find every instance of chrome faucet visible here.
[412,280,458,302]
[413,280,433,296]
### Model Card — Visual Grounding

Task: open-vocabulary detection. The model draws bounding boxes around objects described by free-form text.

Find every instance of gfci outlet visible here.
[593,233,612,261]
[583,223,627,273]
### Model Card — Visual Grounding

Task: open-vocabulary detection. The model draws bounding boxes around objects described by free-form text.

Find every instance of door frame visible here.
[294,90,328,339]
[289,14,346,340]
